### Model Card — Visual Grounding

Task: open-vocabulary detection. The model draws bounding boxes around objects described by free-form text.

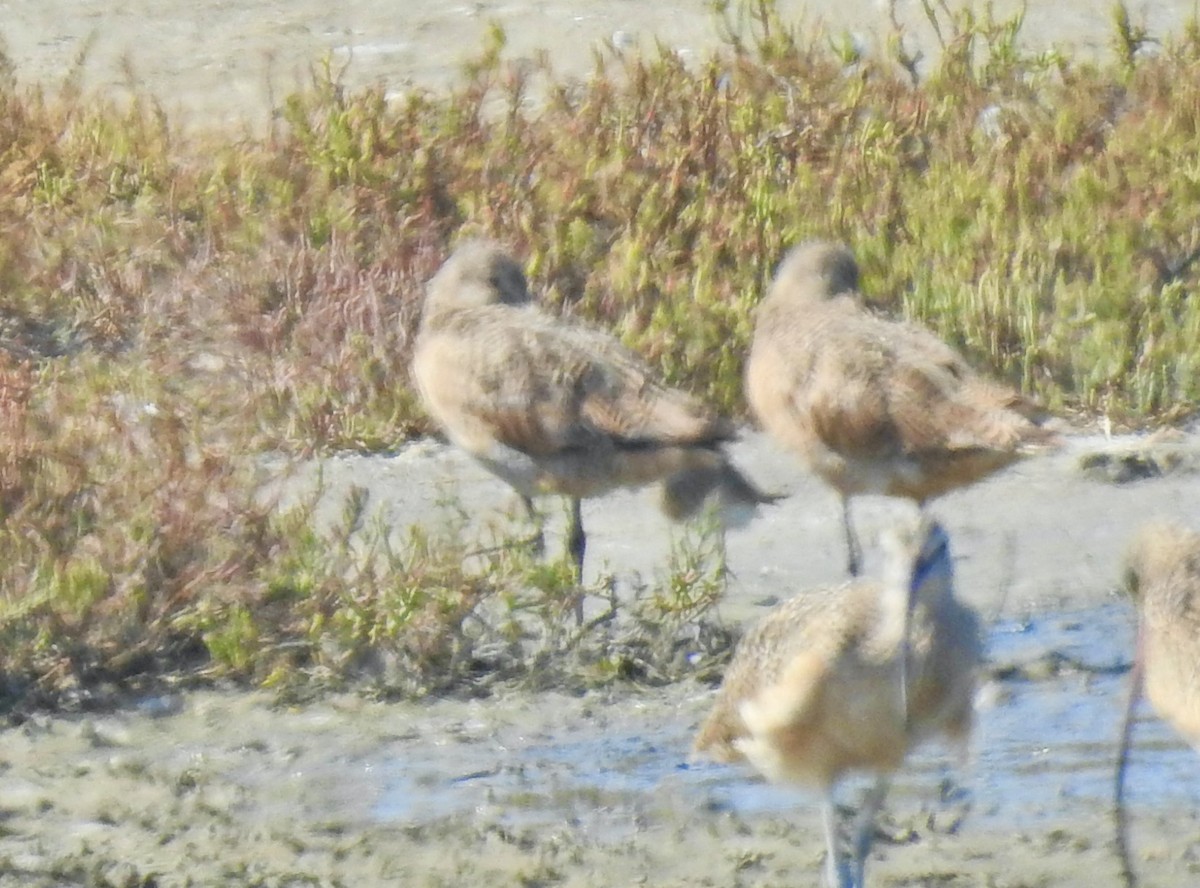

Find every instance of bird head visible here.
[1122,520,1200,604]
[765,240,861,307]
[422,239,532,325]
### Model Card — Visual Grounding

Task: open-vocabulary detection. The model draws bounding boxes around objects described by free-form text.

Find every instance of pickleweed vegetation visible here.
[0,1,1197,706]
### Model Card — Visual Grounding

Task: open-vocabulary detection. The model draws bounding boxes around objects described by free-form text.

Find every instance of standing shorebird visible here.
[411,239,773,589]
[746,240,1059,575]
[693,516,981,888]
[1115,521,1200,888]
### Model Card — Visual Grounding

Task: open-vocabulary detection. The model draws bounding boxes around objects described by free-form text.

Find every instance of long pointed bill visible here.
[900,612,911,725]
[902,528,946,727]
[1114,623,1145,888]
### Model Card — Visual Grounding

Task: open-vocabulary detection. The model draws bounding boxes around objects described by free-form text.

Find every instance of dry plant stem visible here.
[562,595,620,652]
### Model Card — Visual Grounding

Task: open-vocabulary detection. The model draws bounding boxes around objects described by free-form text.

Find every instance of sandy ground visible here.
[1,1,1197,128]
[3,2,1200,886]
[277,428,1200,626]
[4,430,1200,886]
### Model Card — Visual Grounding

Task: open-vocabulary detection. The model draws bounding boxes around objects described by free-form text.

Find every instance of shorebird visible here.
[693,516,980,888]
[411,239,773,589]
[746,239,1059,575]
[1115,521,1200,888]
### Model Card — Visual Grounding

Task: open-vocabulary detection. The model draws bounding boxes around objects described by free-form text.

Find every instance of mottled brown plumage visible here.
[1115,521,1200,887]
[693,517,980,888]
[411,239,772,581]
[1122,522,1200,747]
[746,240,1059,574]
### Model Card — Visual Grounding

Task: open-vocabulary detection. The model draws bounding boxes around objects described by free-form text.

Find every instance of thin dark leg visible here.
[566,497,586,578]
[519,494,545,556]
[842,495,861,577]
[1115,632,1144,888]
[566,497,586,624]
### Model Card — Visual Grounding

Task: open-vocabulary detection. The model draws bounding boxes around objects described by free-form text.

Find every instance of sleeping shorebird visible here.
[1115,521,1200,888]
[746,239,1059,575]
[411,239,774,592]
[693,516,981,888]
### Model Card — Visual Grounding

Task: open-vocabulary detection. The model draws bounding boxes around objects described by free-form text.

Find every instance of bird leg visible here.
[850,774,891,888]
[566,497,586,624]
[1114,626,1145,888]
[841,495,862,577]
[820,792,853,888]
[518,494,546,557]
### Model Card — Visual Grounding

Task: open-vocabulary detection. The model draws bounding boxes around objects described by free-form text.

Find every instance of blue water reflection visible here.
[373,603,1200,833]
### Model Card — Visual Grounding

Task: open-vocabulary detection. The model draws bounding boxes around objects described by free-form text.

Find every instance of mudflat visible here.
[4,431,1200,886]
[2,1,1196,127]
[3,3,1200,886]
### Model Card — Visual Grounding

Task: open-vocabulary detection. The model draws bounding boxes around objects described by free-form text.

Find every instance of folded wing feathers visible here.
[435,305,732,458]
[783,300,1054,460]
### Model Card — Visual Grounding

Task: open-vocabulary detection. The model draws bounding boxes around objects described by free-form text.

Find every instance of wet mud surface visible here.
[5,430,1200,886]
[2,611,1200,887]
[4,2,1200,884]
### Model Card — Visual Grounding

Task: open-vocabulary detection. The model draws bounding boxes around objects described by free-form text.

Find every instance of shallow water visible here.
[6,536,1200,884]
[371,602,1200,839]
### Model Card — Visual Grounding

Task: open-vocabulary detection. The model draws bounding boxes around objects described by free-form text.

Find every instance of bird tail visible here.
[965,380,1067,452]
[659,459,780,526]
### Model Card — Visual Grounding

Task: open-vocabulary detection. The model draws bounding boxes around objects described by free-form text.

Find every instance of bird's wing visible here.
[427,307,729,457]
[886,322,1051,454]
[794,311,1045,458]
[563,322,734,447]
[789,325,905,461]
